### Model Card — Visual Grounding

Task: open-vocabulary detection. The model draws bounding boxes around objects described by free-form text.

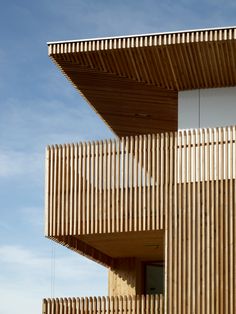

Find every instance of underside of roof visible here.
[48,27,236,137]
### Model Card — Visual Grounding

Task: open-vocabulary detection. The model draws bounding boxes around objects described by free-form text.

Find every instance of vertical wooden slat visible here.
[53,145,58,237]
[138,135,143,231]
[61,145,66,236]
[143,135,147,231]
[120,138,124,232]
[103,141,107,234]
[65,144,70,235]
[134,136,138,232]
[57,146,62,237]
[70,144,74,236]
[82,143,86,235]
[78,143,82,235]
[111,140,116,233]
[107,140,111,233]
[95,141,99,234]
[210,128,215,314]
[151,134,156,230]
[147,134,151,231]
[129,136,134,232]
[178,131,183,314]
[42,299,47,314]
[160,133,164,229]
[173,131,178,314]
[49,146,54,237]
[72,298,76,314]
[215,127,220,314]
[192,130,196,314]
[229,127,234,314]
[182,130,187,314]
[187,130,192,314]
[45,147,50,236]
[73,144,78,236]
[125,137,129,232]
[90,142,95,234]
[156,134,160,230]
[86,142,91,234]
[196,128,201,314]
[205,129,210,314]
[99,142,103,234]
[116,140,120,233]
[219,127,224,314]
[225,128,229,314]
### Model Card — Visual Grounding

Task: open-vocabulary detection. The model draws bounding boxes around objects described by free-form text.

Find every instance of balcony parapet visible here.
[45,126,236,265]
[45,133,173,237]
[43,294,164,314]
[45,126,236,236]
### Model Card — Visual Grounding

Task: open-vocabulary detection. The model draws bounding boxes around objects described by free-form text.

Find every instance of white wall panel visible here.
[179,87,236,130]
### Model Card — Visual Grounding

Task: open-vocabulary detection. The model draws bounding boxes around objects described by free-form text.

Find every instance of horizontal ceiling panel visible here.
[48,27,236,135]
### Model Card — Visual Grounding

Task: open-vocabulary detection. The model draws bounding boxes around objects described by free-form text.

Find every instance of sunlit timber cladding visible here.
[43,294,165,314]
[45,26,236,314]
[45,126,236,278]
[48,27,236,136]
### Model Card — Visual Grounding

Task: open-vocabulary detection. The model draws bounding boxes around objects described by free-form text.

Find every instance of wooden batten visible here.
[43,294,164,314]
[49,60,178,137]
[48,27,236,136]
[166,126,236,313]
[45,125,236,312]
[45,133,171,240]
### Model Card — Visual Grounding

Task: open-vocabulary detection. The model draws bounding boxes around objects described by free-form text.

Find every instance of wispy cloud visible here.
[0,244,107,314]
[0,96,114,183]
[0,149,42,178]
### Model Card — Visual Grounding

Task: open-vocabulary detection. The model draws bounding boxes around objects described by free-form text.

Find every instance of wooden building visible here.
[43,26,236,313]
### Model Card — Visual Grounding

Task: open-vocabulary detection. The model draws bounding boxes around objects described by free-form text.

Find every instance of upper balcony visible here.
[45,125,236,266]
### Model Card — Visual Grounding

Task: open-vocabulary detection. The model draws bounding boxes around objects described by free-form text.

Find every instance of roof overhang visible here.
[48,26,236,136]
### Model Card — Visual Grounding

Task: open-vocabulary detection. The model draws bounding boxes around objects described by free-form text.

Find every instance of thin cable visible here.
[199,89,201,128]
[51,243,56,298]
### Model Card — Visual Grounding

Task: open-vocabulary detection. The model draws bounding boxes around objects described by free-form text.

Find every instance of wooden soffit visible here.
[48,26,236,136]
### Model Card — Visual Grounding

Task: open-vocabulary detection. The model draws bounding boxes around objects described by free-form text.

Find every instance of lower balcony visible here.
[43,294,164,314]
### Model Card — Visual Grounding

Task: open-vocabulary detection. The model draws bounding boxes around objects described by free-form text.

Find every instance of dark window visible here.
[144,262,164,295]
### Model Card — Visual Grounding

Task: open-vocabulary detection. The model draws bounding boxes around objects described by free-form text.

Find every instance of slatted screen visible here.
[166,126,236,314]
[45,126,236,313]
[43,294,164,314]
[45,133,173,236]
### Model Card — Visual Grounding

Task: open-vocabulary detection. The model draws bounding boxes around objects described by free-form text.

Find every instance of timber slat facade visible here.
[166,126,236,313]
[45,126,236,236]
[48,27,236,137]
[43,294,164,314]
[45,26,236,314]
[45,125,236,313]
[45,133,170,237]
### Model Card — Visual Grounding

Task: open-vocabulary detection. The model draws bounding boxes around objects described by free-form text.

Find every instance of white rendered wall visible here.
[178,87,236,130]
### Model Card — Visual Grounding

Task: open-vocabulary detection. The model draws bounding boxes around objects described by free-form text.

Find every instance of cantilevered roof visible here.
[48,26,236,136]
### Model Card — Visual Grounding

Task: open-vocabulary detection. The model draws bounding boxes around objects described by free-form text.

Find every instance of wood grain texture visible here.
[49,60,178,137]
[48,27,236,91]
[166,126,236,314]
[43,294,164,314]
[48,28,236,136]
[44,126,236,312]
[45,133,170,239]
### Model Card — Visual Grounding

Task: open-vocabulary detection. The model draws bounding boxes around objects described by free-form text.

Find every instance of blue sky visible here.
[0,0,236,313]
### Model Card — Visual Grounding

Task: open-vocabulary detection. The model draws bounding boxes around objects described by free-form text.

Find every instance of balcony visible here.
[45,126,236,265]
[43,294,164,314]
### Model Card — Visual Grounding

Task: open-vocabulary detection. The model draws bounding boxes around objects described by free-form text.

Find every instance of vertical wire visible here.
[51,242,56,298]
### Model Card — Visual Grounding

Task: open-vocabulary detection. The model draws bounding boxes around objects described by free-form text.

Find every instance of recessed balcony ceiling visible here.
[48,26,236,136]
[78,230,164,261]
